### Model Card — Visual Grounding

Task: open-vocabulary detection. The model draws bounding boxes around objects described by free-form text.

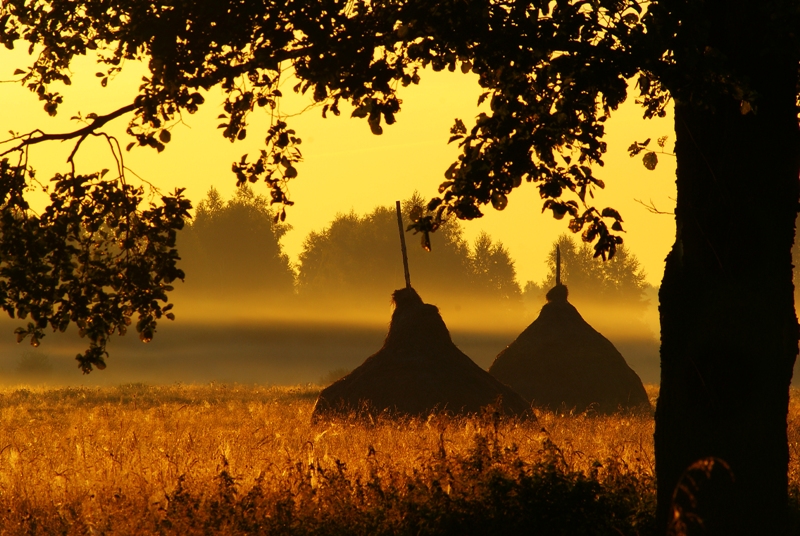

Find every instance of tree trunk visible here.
[654,3,800,533]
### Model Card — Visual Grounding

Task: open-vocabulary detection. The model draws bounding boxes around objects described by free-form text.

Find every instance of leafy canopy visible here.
[4,0,795,369]
[0,164,189,372]
[1,0,653,256]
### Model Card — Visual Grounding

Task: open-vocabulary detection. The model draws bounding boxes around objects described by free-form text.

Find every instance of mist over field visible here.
[0,284,662,388]
[4,188,800,391]
[0,187,765,389]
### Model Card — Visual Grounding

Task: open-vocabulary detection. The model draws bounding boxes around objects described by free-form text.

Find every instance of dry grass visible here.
[0,383,793,535]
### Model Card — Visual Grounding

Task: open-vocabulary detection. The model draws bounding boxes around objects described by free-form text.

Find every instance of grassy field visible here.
[0,383,797,535]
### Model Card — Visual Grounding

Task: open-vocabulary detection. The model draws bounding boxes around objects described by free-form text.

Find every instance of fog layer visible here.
[0,191,664,387]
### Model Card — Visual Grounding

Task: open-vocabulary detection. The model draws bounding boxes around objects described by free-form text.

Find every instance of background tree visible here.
[296,195,522,324]
[469,231,523,307]
[2,0,799,533]
[525,234,649,316]
[176,186,295,308]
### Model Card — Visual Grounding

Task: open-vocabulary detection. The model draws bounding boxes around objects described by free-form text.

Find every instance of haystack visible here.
[312,287,531,420]
[489,284,650,414]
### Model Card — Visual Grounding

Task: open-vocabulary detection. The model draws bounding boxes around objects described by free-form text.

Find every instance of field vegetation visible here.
[0,383,798,535]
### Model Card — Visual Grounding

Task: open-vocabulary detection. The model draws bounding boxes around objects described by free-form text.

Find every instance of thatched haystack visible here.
[489,284,650,414]
[312,287,531,420]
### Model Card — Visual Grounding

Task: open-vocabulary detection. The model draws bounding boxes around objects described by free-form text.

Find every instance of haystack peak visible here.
[545,283,569,303]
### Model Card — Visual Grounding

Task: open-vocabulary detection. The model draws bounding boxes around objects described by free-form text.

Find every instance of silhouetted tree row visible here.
[175,191,522,323]
[176,187,296,309]
[297,195,522,316]
[524,234,650,314]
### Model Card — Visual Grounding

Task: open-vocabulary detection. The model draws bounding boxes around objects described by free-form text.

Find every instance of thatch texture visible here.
[312,287,531,420]
[489,284,650,414]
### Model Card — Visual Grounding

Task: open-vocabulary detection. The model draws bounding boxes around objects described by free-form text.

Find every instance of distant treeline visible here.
[173,188,652,332]
[522,234,655,337]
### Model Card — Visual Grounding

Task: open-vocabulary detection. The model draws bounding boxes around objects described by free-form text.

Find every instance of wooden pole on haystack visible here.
[556,244,561,286]
[396,200,411,289]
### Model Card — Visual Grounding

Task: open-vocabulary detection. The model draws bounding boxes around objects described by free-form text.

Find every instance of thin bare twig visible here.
[634,198,674,215]
[122,166,163,198]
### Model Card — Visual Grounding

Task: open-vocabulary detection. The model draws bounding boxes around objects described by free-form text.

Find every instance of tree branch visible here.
[634,198,674,215]
[0,103,138,158]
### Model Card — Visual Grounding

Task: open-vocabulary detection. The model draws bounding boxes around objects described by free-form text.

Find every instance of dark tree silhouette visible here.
[2,1,799,533]
[297,196,522,320]
[470,231,523,306]
[177,187,295,304]
[524,234,649,317]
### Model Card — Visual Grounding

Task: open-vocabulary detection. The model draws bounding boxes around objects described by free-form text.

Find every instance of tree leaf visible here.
[351,106,369,118]
[628,142,643,156]
[642,152,658,170]
[491,192,508,211]
[622,12,638,24]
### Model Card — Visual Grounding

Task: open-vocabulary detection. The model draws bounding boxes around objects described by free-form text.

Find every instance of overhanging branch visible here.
[0,103,138,158]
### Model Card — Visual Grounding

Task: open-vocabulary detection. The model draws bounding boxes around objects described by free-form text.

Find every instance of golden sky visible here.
[1,50,677,287]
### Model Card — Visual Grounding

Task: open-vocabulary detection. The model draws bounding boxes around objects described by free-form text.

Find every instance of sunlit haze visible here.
[0,50,676,287]
[0,49,673,386]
